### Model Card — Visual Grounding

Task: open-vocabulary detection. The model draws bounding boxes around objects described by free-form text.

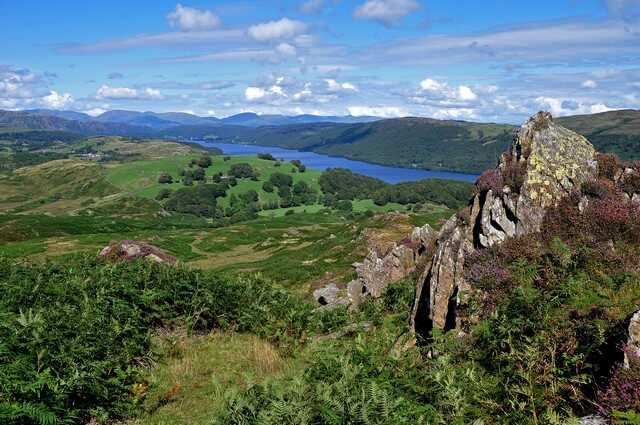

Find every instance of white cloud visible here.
[582,79,598,88]
[535,96,617,116]
[84,107,107,117]
[326,79,357,91]
[248,18,307,42]
[431,108,476,120]
[245,87,266,101]
[347,105,407,117]
[293,83,313,100]
[418,78,479,102]
[354,0,419,26]
[245,84,288,102]
[41,90,74,109]
[420,78,446,92]
[275,42,297,56]
[96,85,163,100]
[167,4,221,31]
[457,85,477,101]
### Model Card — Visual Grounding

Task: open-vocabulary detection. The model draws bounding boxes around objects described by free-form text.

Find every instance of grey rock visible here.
[625,309,640,368]
[313,283,349,307]
[99,240,177,264]
[411,112,598,337]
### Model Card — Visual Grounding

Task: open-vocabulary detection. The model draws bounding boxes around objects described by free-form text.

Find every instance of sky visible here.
[1,0,640,123]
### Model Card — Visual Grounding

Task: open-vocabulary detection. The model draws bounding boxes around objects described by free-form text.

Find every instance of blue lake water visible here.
[197,142,479,184]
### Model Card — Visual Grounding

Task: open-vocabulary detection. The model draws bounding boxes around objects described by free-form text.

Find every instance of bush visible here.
[164,183,227,217]
[157,172,173,184]
[597,153,621,180]
[597,349,640,417]
[476,169,503,193]
[155,188,172,201]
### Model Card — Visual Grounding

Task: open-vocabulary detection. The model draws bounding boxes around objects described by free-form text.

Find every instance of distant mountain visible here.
[219,112,380,127]
[26,109,93,122]
[0,110,154,137]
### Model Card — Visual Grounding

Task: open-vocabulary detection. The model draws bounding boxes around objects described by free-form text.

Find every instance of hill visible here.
[558,109,640,161]
[0,110,154,137]
[165,118,515,174]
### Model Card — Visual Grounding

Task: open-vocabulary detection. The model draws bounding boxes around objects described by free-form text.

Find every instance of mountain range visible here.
[2,108,639,174]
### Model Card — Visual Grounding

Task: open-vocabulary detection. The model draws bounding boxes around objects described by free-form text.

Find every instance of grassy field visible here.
[105,154,323,208]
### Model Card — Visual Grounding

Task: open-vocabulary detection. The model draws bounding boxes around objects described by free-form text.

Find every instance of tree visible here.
[155,188,172,200]
[319,168,387,200]
[291,159,306,172]
[336,200,353,212]
[229,163,256,179]
[196,155,212,168]
[269,172,293,189]
[258,153,276,161]
[262,181,275,193]
[192,167,206,181]
[158,172,173,184]
[292,181,317,205]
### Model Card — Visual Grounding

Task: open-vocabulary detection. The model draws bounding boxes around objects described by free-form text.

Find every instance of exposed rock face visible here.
[99,240,177,265]
[411,112,598,339]
[313,222,436,308]
[347,223,435,307]
[626,309,640,368]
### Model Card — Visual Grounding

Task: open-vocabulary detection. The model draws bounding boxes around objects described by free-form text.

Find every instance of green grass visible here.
[105,155,324,208]
[128,332,302,425]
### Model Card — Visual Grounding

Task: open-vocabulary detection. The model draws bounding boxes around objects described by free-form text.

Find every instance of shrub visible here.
[597,349,640,416]
[621,172,640,195]
[476,169,503,194]
[0,256,313,424]
[157,172,173,184]
[502,154,526,192]
[155,188,172,201]
[581,178,613,199]
[597,153,621,180]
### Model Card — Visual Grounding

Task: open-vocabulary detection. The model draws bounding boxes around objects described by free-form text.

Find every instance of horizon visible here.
[2,1,640,124]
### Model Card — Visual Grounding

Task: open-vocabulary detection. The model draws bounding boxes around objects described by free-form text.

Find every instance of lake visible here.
[197,142,479,184]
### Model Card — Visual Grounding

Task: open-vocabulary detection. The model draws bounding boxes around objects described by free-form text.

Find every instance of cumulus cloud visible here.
[325,79,357,91]
[582,79,598,88]
[96,85,163,100]
[42,91,74,109]
[248,18,307,42]
[347,105,407,117]
[417,78,478,102]
[245,84,288,102]
[84,107,107,117]
[167,4,221,31]
[535,96,616,116]
[354,0,419,26]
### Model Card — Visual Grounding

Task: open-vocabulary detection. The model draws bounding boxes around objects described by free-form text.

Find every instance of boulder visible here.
[313,283,349,307]
[625,309,640,368]
[99,240,177,265]
[411,112,598,339]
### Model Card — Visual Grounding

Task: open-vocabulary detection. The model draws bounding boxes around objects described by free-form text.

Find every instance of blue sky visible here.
[1,0,639,123]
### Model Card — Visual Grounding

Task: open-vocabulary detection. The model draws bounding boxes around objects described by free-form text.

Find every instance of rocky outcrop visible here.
[99,240,177,264]
[347,223,436,307]
[313,223,436,308]
[625,309,640,368]
[411,112,598,339]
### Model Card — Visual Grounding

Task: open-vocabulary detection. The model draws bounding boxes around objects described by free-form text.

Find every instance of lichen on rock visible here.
[411,111,598,340]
